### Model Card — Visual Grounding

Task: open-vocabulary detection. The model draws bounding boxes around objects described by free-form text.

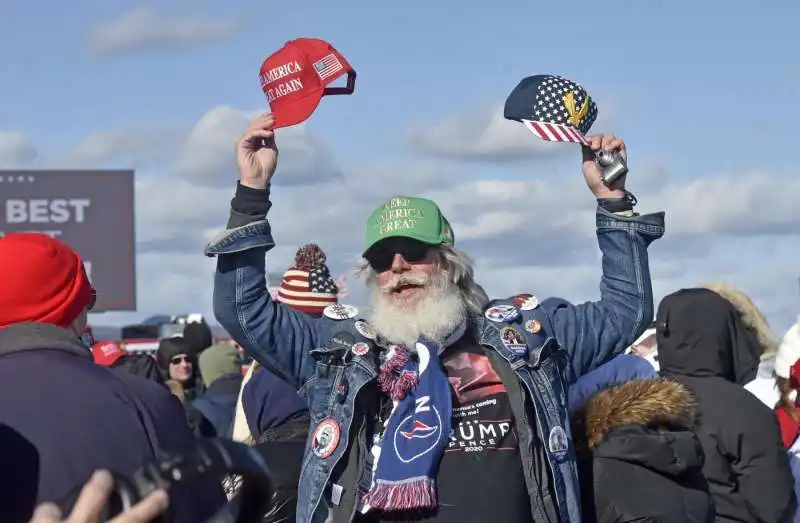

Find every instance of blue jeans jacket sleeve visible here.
[547,207,665,384]
[567,354,657,413]
[206,219,329,388]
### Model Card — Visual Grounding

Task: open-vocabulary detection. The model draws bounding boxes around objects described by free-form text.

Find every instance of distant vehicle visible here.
[118,313,208,355]
[140,314,172,326]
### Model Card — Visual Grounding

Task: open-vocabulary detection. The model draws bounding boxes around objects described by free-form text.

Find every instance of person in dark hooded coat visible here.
[571,378,714,522]
[0,233,224,523]
[657,287,796,522]
[112,353,165,386]
[182,320,214,358]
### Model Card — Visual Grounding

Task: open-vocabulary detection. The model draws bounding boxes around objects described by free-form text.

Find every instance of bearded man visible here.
[208,114,665,523]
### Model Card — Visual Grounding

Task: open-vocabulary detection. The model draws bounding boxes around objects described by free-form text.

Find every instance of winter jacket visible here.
[242,362,309,439]
[568,353,657,413]
[0,323,225,523]
[657,288,796,522]
[193,373,243,437]
[110,353,165,385]
[192,343,243,436]
[572,378,714,522]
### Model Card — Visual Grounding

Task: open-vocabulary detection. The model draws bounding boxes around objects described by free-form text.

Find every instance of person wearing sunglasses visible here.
[208,114,665,523]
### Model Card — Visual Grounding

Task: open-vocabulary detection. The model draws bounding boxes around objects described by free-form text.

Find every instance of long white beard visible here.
[367,271,467,348]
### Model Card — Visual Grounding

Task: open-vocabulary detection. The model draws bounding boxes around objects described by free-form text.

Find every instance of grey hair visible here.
[358,244,490,315]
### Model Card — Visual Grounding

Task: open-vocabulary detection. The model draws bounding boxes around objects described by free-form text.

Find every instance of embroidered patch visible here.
[323,304,358,320]
[519,295,539,311]
[312,418,341,459]
[524,319,542,334]
[484,305,520,323]
[500,326,528,355]
[548,426,569,457]
[354,320,377,340]
[351,342,370,357]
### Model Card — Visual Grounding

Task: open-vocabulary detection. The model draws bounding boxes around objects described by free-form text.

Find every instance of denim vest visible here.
[296,298,579,523]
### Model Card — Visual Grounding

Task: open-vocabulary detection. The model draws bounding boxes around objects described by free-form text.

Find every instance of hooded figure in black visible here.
[571,378,714,522]
[657,287,796,522]
[111,353,165,386]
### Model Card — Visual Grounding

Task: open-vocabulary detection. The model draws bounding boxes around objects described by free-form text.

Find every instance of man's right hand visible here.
[236,113,278,190]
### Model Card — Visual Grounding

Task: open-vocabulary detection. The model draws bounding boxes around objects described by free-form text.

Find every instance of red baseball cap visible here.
[259,38,356,129]
[91,341,126,366]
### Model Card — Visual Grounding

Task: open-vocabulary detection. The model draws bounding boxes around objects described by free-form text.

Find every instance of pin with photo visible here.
[312,418,341,459]
[485,305,520,323]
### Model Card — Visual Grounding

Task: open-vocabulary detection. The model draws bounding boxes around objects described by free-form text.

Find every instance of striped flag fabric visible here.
[313,53,344,81]
[277,267,338,313]
[521,120,587,145]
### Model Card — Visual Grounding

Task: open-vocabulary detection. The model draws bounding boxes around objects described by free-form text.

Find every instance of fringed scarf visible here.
[362,339,452,511]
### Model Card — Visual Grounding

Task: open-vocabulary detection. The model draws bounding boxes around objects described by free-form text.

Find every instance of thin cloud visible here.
[87,7,238,57]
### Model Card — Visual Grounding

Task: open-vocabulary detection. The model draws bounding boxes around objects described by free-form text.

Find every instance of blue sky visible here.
[1,0,799,334]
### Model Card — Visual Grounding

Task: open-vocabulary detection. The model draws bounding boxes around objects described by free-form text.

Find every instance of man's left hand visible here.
[581,134,627,199]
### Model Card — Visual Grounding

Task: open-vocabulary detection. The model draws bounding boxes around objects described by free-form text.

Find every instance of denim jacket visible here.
[207,203,664,522]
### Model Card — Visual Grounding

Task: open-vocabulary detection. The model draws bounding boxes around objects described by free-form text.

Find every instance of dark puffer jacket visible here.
[571,378,714,522]
[658,287,796,522]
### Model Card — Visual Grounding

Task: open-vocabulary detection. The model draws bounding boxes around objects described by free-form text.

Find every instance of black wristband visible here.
[597,190,637,213]
[231,182,271,217]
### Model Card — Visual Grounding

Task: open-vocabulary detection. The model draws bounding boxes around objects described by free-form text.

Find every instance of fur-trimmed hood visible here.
[571,379,704,479]
[699,282,779,360]
[572,379,696,449]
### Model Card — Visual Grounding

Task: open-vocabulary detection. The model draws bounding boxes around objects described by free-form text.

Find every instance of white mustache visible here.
[381,274,431,294]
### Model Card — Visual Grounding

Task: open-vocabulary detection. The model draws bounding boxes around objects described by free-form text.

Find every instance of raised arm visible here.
[206,113,331,388]
[544,134,665,383]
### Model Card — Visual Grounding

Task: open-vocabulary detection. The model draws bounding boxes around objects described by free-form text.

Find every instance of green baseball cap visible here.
[364,196,454,255]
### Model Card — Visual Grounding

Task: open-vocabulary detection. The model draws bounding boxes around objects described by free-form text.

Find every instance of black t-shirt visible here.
[360,344,531,522]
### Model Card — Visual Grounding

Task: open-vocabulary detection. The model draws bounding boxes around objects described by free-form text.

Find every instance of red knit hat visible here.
[91,341,126,366]
[277,243,339,314]
[0,233,94,328]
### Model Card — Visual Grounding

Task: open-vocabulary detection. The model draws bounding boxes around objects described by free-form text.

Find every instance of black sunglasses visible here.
[170,356,191,365]
[365,238,430,273]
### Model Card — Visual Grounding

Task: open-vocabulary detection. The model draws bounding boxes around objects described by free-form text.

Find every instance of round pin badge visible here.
[524,319,542,334]
[351,342,370,357]
[354,320,377,340]
[511,293,534,308]
[484,305,520,323]
[323,304,358,321]
[519,295,539,311]
[500,326,528,355]
[311,418,341,459]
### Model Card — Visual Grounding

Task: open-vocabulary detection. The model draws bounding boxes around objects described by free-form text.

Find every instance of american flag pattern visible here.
[277,267,338,310]
[313,53,344,81]
[524,75,598,144]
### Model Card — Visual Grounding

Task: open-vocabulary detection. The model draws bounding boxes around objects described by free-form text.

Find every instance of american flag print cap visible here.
[503,74,598,145]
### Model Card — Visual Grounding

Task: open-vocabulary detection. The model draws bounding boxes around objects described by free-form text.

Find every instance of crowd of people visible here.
[1,112,800,522]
